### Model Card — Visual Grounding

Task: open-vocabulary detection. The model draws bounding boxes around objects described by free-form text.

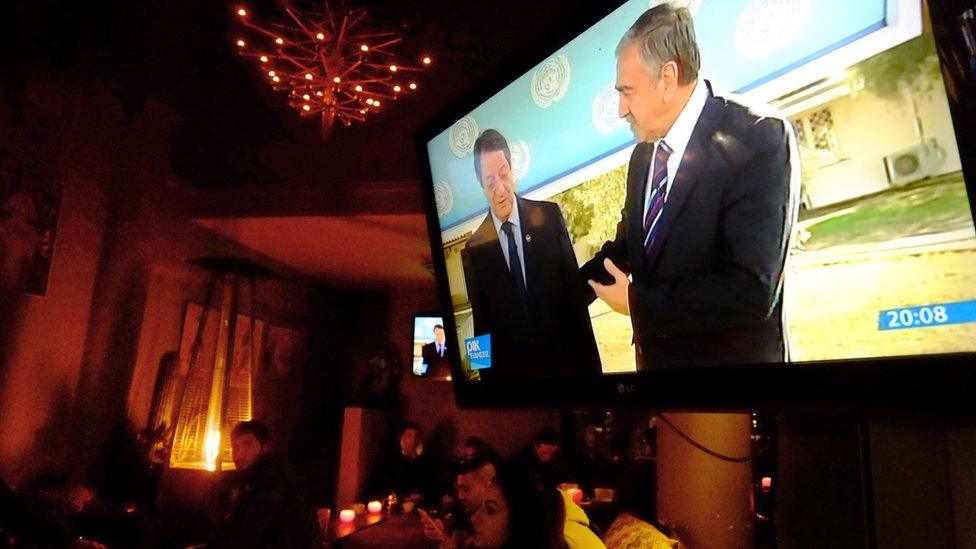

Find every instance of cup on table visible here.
[316,507,332,530]
[594,487,615,502]
[566,488,584,504]
[339,509,356,523]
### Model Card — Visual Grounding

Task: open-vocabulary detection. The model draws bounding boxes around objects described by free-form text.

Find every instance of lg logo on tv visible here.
[617,383,637,395]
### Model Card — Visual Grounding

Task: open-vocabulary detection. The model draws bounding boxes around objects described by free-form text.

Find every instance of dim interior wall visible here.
[393,282,561,458]
[947,421,976,548]
[774,414,870,548]
[336,407,388,509]
[0,175,109,488]
[67,103,313,481]
[0,76,311,489]
[868,416,956,549]
[125,262,308,446]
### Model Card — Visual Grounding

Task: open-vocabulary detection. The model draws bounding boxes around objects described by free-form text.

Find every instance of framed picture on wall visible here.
[0,168,61,296]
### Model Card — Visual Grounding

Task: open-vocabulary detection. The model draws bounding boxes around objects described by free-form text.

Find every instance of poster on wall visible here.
[0,167,61,296]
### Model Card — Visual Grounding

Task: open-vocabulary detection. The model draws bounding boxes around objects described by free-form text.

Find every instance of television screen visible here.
[412,315,450,378]
[418,0,976,404]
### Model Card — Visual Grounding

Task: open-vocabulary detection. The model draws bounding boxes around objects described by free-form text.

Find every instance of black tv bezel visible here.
[414,0,976,412]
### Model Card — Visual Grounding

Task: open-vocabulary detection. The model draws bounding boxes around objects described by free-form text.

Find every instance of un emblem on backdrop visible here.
[531,54,571,109]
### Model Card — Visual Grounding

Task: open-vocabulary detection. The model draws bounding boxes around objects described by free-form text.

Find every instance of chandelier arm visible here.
[347,32,399,40]
[323,2,339,34]
[368,37,403,50]
[336,14,351,49]
[338,58,364,79]
[284,6,317,37]
[282,41,322,58]
[277,54,315,71]
[346,77,393,85]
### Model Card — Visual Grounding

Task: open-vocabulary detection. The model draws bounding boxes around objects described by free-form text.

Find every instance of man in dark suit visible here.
[582,4,798,369]
[420,324,450,377]
[462,129,601,380]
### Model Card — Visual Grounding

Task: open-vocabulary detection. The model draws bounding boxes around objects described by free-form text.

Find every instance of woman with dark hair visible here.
[468,465,568,549]
[424,455,571,548]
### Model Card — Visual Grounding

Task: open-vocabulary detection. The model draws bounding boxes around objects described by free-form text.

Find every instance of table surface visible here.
[325,512,436,549]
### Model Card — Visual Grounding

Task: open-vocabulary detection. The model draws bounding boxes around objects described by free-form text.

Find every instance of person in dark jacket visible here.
[214,420,320,548]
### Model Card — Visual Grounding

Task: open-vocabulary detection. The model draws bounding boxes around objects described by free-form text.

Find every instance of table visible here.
[324,512,387,544]
[578,499,619,534]
[328,512,436,549]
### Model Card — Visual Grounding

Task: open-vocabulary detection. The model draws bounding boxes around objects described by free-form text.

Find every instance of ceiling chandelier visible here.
[233,2,432,139]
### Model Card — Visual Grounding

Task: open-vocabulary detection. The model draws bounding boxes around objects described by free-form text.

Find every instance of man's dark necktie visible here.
[643,141,672,261]
[501,221,528,306]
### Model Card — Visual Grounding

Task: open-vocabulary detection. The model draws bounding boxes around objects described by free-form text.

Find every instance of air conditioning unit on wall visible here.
[883,141,946,187]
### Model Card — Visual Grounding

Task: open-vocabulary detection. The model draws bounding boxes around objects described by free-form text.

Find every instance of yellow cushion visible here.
[604,513,678,549]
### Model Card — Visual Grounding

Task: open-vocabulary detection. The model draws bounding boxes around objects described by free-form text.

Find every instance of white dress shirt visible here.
[642,79,710,240]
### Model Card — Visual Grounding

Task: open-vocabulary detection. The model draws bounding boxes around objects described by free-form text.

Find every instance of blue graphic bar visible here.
[465,334,492,370]
[878,300,976,331]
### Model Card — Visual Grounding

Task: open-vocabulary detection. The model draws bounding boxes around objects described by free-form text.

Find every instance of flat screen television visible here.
[416,0,976,409]
[412,314,450,378]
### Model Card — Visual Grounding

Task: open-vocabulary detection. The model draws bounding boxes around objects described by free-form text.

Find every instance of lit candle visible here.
[339,509,355,523]
[567,488,584,504]
[368,500,383,514]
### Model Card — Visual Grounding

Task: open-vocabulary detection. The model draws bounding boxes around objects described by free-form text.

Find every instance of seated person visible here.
[558,487,606,549]
[461,436,490,463]
[368,421,436,504]
[213,420,320,548]
[422,453,604,549]
[577,425,611,493]
[511,428,573,489]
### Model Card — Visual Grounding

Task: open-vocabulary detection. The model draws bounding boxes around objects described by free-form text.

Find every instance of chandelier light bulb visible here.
[316,91,324,96]
[354,85,363,92]
[237,40,246,47]
[305,73,314,80]
[389,64,397,72]
[423,56,431,65]
[366,98,374,105]
[303,94,311,100]
[260,55,268,63]
[275,37,284,45]
[268,70,276,77]
[393,85,401,92]
[409,82,417,90]
[316,32,325,40]
[360,109,366,114]
[272,75,280,83]
[303,104,311,111]
[333,76,341,83]
[237,8,247,17]
[374,100,381,107]
[360,44,369,52]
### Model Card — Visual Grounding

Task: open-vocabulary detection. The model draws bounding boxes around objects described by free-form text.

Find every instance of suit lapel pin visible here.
[525,234,532,243]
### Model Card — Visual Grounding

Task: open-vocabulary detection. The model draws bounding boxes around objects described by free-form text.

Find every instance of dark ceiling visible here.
[3,0,603,190]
